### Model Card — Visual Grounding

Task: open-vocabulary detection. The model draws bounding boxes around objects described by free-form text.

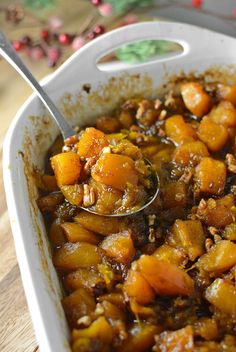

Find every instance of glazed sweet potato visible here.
[217,83,236,106]
[100,231,135,264]
[205,278,236,318]
[137,255,194,296]
[196,240,236,273]
[152,244,187,267]
[198,116,228,152]
[209,100,236,127]
[194,318,218,341]
[223,223,236,240]
[171,220,205,261]
[173,141,209,166]
[60,222,100,244]
[51,152,82,186]
[162,181,188,209]
[72,316,114,344]
[62,288,96,327]
[91,153,138,191]
[96,116,120,133]
[123,269,155,304]
[77,127,109,158]
[194,157,226,195]
[117,324,161,352]
[165,115,197,145]
[49,219,66,248]
[181,82,212,117]
[74,211,121,236]
[65,267,104,292]
[53,242,101,270]
[196,195,234,228]
[60,185,83,206]
[153,325,194,352]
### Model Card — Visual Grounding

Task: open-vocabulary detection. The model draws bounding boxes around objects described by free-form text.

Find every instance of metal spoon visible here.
[0,31,159,217]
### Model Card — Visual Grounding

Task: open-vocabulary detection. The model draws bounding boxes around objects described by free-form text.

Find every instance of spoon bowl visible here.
[0,31,160,217]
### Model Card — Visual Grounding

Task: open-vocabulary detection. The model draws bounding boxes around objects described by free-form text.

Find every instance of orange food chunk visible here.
[153,244,187,267]
[123,269,155,304]
[100,231,135,264]
[205,278,236,318]
[153,326,194,352]
[53,242,101,270]
[198,116,228,152]
[74,210,121,236]
[217,84,236,106]
[77,127,108,158]
[209,100,236,127]
[173,141,209,166]
[172,220,205,261]
[60,222,100,244]
[65,268,103,292]
[92,153,138,191]
[165,115,197,145]
[196,195,234,228]
[137,255,194,296]
[181,82,212,117]
[195,157,226,195]
[196,240,236,273]
[162,181,187,209]
[96,116,120,133]
[51,152,82,186]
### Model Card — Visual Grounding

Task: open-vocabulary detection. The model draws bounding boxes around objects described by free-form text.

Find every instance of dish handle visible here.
[74,21,225,74]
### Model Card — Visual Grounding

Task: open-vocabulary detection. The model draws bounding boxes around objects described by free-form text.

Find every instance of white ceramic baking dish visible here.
[3,21,236,352]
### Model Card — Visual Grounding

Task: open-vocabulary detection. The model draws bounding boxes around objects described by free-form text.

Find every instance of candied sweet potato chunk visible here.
[62,288,96,327]
[92,153,138,191]
[153,244,187,267]
[198,116,228,152]
[173,141,209,166]
[137,255,194,296]
[195,157,226,195]
[205,278,236,318]
[60,184,83,206]
[217,84,236,106]
[172,220,205,261]
[196,195,234,227]
[77,127,108,159]
[209,100,236,127]
[51,152,82,186]
[123,269,155,304]
[72,316,114,344]
[37,192,64,213]
[194,318,218,341]
[60,222,100,244]
[96,116,120,133]
[153,325,194,352]
[117,324,161,352]
[196,240,236,273]
[53,242,101,270]
[100,231,135,264]
[74,211,121,236]
[65,268,104,292]
[162,181,188,209]
[165,115,197,145]
[181,82,212,117]
[223,223,236,240]
[49,219,66,248]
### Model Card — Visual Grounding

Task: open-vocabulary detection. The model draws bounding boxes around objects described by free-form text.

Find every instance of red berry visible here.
[12,40,23,51]
[93,25,105,36]
[30,46,45,61]
[47,46,61,67]
[21,35,31,46]
[191,0,202,8]
[41,29,50,40]
[87,31,96,40]
[91,0,102,6]
[58,33,72,45]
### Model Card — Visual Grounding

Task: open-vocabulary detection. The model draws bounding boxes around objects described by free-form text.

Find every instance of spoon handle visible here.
[0,32,75,140]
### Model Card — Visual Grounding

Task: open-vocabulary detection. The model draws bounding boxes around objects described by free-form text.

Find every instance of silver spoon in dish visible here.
[0,31,160,217]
